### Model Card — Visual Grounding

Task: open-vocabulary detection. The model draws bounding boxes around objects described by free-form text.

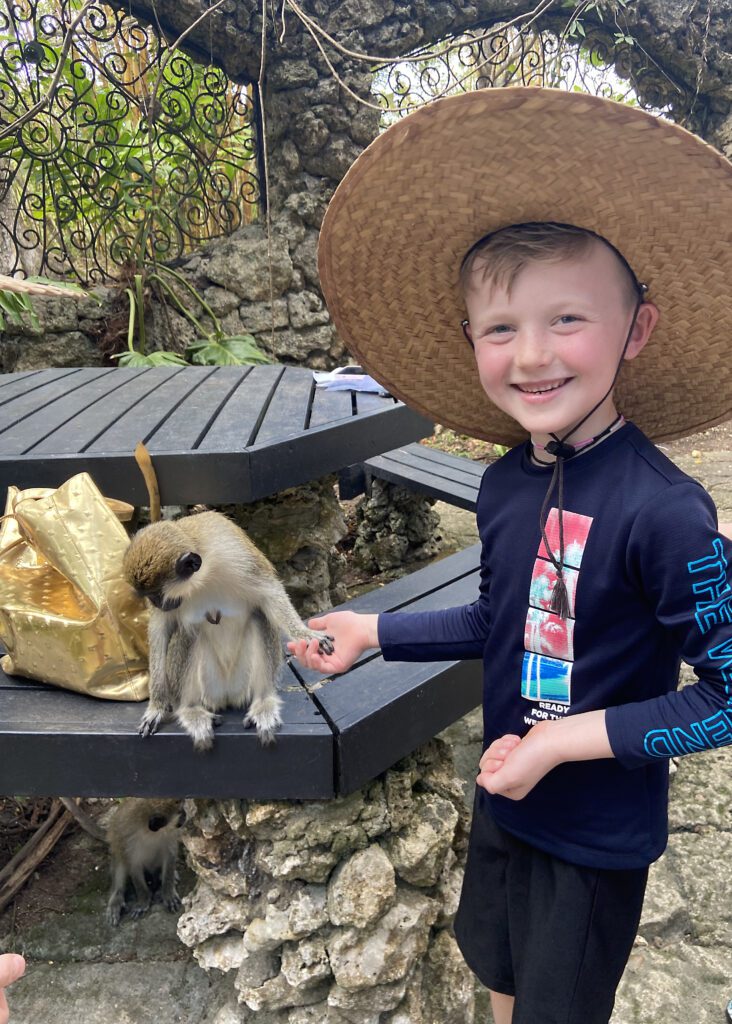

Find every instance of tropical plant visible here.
[111,263,271,368]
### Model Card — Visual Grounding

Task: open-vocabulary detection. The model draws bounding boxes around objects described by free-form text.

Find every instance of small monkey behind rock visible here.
[106,798,186,926]
[123,510,334,750]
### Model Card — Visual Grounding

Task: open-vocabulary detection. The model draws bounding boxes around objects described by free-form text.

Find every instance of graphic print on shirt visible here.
[643,537,732,757]
[521,508,594,720]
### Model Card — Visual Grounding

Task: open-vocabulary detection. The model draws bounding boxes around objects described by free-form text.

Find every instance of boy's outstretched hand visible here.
[288,612,379,675]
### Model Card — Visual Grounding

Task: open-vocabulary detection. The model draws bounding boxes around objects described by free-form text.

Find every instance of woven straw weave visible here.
[319,88,732,444]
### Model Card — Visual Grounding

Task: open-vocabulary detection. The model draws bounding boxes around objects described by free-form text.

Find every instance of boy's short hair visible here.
[459,222,644,310]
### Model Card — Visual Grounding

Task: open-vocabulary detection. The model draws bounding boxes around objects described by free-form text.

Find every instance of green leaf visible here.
[186,334,271,366]
[112,350,187,367]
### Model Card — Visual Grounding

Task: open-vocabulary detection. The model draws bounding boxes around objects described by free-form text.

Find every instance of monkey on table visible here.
[123,510,335,751]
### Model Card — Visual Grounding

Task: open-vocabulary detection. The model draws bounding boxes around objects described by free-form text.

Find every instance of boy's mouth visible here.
[513,378,571,395]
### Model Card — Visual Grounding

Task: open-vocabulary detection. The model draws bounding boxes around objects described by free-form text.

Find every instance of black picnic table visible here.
[0,363,487,801]
[0,364,432,503]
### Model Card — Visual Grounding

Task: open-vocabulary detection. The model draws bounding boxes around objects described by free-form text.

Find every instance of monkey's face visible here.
[123,522,203,612]
[147,800,187,833]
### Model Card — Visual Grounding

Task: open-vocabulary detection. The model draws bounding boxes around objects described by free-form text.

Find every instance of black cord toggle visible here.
[544,438,576,460]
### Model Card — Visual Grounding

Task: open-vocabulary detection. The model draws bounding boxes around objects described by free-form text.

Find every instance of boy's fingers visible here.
[0,954,25,987]
[307,617,327,630]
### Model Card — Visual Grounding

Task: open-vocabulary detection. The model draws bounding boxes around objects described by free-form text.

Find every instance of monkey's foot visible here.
[106,898,124,927]
[128,899,152,920]
[244,696,282,745]
[178,705,216,751]
[164,892,182,913]
[139,704,168,738]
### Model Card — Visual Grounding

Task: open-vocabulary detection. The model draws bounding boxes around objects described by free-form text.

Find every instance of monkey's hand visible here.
[288,625,335,655]
[139,702,170,738]
[287,612,379,674]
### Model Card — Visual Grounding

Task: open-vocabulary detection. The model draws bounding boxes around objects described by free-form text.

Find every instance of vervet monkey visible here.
[59,798,185,926]
[123,510,334,750]
[105,799,186,926]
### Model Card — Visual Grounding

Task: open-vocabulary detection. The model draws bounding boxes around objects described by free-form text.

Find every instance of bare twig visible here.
[0,801,72,915]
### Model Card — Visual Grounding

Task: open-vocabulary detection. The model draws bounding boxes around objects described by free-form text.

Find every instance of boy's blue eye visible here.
[557,315,579,324]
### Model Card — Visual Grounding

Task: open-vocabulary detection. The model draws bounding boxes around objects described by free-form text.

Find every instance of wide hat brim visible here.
[318,88,732,445]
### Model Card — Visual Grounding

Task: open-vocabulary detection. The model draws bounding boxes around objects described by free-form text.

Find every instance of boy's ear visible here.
[624,302,659,361]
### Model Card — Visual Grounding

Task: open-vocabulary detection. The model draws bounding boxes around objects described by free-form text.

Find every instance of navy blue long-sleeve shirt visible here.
[378,423,732,868]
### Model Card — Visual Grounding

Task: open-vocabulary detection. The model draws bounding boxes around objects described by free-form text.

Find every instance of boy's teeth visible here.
[519,381,565,393]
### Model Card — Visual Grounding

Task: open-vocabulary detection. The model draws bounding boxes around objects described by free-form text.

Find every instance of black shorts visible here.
[454,793,648,1024]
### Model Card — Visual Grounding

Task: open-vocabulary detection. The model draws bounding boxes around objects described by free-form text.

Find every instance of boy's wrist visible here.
[365,613,380,650]
[539,710,613,765]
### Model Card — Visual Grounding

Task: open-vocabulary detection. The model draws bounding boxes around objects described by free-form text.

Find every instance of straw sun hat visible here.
[318,87,732,445]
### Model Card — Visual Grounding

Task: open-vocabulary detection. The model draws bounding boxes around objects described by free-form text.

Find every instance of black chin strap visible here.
[538,297,644,619]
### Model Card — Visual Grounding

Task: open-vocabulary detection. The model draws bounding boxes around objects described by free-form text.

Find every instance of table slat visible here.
[309,387,353,428]
[0,367,82,409]
[85,367,204,452]
[198,364,281,451]
[1,369,128,453]
[0,368,111,432]
[28,368,177,454]
[254,365,314,444]
[146,366,243,451]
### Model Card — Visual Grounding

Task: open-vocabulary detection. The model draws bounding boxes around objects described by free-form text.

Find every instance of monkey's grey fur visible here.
[106,798,186,926]
[123,510,334,750]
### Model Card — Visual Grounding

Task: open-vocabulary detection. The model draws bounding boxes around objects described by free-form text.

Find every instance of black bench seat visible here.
[341,442,486,511]
[0,544,483,800]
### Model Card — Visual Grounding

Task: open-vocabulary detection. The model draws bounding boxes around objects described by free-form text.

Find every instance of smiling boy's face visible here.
[463,240,659,448]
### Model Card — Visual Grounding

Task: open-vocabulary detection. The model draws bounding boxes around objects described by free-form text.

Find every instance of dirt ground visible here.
[2,417,731,940]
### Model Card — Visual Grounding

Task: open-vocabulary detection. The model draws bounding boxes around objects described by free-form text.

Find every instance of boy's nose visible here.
[513,328,552,369]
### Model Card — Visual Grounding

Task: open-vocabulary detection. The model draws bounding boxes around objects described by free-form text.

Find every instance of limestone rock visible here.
[182,831,260,898]
[287,289,330,329]
[243,886,328,952]
[237,970,330,1012]
[193,931,247,972]
[203,285,241,317]
[10,331,102,371]
[280,936,332,989]
[236,949,279,989]
[383,793,458,887]
[433,848,463,928]
[422,930,475,1024]
[327,976,408,1016]
[327,889,438,991]
[637,854,690,947]
[246,788,389,883]
[327,845,396,927]
[177,880,254,947]
[206,227,293,301]
[239,298,289,333]
[260,324,337,363]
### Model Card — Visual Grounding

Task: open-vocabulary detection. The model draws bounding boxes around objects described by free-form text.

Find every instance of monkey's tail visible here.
[59,797,107,843]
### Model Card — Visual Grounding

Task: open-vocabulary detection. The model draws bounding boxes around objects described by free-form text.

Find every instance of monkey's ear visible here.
[176,551,202,578]
[148,814,168,832]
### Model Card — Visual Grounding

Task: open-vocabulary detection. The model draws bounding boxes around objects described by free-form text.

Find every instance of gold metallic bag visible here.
[0,473,149,700]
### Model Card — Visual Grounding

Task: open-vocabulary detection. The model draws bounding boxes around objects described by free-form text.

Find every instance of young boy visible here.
[289,88,732,1023]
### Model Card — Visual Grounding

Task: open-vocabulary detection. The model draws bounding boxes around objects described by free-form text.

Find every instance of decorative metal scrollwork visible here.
[0,0,261,283]
[374,23,691,127]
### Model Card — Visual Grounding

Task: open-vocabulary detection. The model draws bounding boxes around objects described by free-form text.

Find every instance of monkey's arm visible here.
[140,614,188,737]
[160,846,182,913]
[258,582,334,654]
